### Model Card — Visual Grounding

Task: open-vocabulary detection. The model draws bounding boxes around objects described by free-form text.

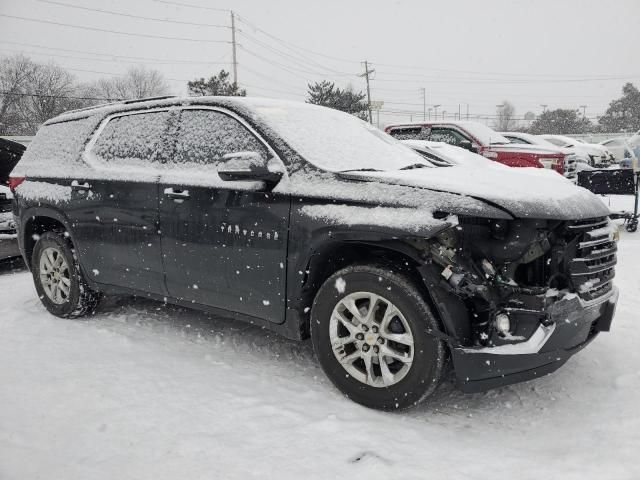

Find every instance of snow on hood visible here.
[490,144,565,155]
[344,165,609,220]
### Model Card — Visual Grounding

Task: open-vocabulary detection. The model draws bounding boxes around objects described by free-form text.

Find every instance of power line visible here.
[0,90,122,101]
[0,46,231,67]
[234,14,358,73]
[0,40,230,65]
[0,13,231,43]
[152,0,230,12]
[238,31,355,78]
[35,0,230,28]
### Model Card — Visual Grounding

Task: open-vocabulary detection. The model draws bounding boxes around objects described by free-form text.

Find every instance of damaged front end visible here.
[417,215,619,393]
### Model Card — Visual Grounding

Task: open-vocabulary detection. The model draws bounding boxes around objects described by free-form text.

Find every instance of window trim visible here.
[83,105,286,182]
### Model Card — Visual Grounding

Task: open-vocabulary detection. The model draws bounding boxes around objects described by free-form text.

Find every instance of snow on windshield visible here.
[246,99,425,172]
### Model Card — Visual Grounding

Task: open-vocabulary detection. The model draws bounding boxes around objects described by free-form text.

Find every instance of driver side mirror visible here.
[459,140,478,153]
[218,152,283,189]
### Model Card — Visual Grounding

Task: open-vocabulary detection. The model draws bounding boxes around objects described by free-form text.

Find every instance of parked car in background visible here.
[599,138,633,162]
[541,134,613,167]
[10,96,618,410]
[385,121,568,176]
[500,131,589,177]
[403,139,509,168]
[0,138,26,260]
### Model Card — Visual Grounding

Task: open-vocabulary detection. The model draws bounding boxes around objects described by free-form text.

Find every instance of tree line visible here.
[1,53,639,135]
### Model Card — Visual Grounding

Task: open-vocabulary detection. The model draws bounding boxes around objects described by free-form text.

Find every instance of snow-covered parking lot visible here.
[1,196,639,480]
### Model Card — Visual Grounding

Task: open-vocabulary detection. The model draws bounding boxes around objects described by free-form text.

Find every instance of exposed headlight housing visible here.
[495,313,511,335]
[482,151,498,159]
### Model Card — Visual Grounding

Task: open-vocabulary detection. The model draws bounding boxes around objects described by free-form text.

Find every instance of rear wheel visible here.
[311,264,446,410]
[31,231,100,318]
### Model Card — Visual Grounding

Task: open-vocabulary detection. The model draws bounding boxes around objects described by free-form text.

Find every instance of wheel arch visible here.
[291,237,443,339]
[20,207,75,269]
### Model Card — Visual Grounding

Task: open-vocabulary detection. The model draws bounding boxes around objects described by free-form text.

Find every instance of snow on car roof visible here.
[44,96,427,173]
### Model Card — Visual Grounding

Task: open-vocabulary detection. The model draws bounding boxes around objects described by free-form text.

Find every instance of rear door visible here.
[158,107,290,323]
[66,109,174,295]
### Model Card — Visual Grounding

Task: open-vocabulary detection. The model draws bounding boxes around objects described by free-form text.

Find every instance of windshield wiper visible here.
[399,163,431,170]
[338,168,383,173]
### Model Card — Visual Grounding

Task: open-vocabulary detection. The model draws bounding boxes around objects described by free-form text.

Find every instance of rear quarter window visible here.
[12,116,101,178]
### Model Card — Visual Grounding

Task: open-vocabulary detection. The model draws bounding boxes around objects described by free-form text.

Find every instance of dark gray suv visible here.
[9,96,619,410]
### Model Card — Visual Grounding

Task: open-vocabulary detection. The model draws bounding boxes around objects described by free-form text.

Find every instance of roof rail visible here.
[122,95,177,104]
[62,100,123,116]
[56,95,178,118]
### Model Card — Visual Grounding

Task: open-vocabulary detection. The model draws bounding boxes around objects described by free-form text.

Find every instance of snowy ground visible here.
[1,195,639,480]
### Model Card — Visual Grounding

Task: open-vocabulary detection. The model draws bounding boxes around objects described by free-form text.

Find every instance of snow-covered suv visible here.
[9,97,619,410]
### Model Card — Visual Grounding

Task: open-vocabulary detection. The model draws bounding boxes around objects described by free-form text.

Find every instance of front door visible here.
[158,108,290,323]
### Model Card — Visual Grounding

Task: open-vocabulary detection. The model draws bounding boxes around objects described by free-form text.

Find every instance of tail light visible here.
[7,176,25,193]
[538,157,564,174]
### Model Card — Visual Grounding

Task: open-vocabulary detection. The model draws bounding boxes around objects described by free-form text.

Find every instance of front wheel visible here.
[31,231,100,318]
[311,264,446,410]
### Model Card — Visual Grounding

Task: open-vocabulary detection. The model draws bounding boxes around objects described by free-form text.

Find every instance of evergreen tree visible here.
[306,81,368,120]
[598,83,640,132]
[528,108,592,134]
[188,70,246,97]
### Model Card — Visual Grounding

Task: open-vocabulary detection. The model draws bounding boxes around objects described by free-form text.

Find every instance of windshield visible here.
[456,122,510,145]
[250,100,428,172]
[543,136,568,147]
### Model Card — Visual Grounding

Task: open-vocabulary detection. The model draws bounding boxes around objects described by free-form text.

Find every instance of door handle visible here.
[71,181,92,190]
[164,187,190,201]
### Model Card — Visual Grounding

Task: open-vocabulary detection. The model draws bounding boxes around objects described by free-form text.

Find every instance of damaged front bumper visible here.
[451,286,618,393]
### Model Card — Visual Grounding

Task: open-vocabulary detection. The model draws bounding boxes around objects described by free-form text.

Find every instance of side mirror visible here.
[459,140,477,153]
[218,152,283,188]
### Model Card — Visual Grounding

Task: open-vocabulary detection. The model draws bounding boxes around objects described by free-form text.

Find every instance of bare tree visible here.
[494,100,517,131]
[17,62,80,133]
[0,55,38,134]
[85,66,170,101]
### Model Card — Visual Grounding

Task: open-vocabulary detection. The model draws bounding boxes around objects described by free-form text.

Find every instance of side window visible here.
[171,109,268,168]
[429,128,470,147]
[92,111,171,167]
[388,126,428,140]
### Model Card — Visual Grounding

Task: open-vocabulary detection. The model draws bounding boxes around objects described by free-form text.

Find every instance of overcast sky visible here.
[1,0,638,126]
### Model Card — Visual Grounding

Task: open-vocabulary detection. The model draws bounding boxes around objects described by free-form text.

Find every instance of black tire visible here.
[311,264,446,410]
[627,220,638,233]
[31,231,100,318]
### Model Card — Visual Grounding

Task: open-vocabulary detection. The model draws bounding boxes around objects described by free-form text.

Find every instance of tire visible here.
[627,220,638,233]
[31,231,100,318]
[311,264,446,410]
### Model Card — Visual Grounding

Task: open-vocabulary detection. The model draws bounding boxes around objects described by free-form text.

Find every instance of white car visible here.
[599,138,635,162]
[541,134,613,167]
[500,131,586,176]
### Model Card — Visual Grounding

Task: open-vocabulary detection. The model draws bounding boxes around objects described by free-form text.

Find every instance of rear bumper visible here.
[0,232,20,259]
[451,286,618,393]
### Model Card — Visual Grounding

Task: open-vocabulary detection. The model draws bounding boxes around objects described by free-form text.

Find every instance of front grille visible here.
[566,217,616,300]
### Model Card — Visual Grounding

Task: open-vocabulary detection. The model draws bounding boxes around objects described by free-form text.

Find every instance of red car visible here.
[385,121,568,176]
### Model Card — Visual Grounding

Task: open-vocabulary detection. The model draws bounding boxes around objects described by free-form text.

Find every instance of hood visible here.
[489,144,564,156]
[343,165,610,220]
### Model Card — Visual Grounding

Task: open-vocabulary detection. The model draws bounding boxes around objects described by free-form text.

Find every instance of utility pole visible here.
[540,104,548,113]
[433,104,441,120]
[359,61,375,124]
[230,11,238,85]
[580,105,587,118]
[421,87,426,121]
